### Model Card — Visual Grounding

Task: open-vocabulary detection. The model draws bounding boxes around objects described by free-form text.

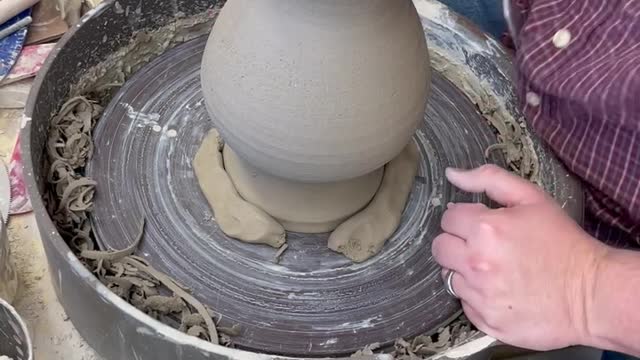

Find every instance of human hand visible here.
[432,165,608,351]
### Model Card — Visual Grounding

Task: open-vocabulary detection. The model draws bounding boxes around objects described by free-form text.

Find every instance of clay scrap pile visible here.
[44,96,230,344]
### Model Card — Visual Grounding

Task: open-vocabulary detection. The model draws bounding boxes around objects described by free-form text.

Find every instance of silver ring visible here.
[445,269,459,299]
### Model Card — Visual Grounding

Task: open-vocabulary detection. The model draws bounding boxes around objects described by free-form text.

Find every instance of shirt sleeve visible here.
[513,0,640,246]
[515,1,640,130]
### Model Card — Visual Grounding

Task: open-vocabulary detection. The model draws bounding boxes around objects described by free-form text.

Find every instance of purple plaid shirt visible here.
[514,0,640,247]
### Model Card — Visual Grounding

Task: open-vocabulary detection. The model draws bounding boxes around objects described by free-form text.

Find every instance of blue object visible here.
[602,351,640,360]
[0,8,32,82]
[437,0,507,39]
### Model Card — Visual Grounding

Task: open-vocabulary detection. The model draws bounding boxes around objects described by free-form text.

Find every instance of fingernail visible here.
[447,202,456,209]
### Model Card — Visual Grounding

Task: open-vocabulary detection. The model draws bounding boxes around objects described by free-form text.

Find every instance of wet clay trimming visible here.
[44,96,231,345]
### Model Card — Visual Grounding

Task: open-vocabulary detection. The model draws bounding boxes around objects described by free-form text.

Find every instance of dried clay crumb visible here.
[272,243,289,264]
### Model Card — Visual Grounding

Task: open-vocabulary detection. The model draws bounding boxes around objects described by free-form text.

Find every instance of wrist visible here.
[582,246,640,353]
[568,234,609,348]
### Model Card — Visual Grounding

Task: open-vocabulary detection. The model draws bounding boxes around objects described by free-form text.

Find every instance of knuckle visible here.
[440,210,451,227]
[467,254,491,273]
[476,220,497,237]
[478,164,502,176]
[430,235,446,260]
[442,203,486,228]
[466,202,488,212]
[475,202,489,210]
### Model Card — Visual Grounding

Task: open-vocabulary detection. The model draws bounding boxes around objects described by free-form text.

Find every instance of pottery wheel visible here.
[87,36,506,357]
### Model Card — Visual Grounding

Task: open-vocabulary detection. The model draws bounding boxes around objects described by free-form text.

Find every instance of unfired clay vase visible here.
[201,0,431,183]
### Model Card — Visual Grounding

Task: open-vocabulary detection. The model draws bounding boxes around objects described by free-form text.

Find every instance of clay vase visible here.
[201,0,431,183]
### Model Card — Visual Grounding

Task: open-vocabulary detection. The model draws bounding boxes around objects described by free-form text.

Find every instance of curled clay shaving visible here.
[430,52,540,183]
[351,343,381,357]
[351,316,477,359]
[81,218,145,261]
[482,111,538,179]
[44,95,233,346]
[123,257,219,344]
[272,243,289,264]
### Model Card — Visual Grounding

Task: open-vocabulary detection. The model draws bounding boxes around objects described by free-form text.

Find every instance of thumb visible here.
[445,164,546,206]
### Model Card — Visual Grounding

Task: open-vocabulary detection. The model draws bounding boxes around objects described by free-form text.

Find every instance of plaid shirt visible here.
[513,0,640,246]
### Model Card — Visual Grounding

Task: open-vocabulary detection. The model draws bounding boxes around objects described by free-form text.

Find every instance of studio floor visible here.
[1,109,99,359]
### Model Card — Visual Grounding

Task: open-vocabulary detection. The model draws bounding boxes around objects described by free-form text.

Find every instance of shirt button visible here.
[553,29,572,49]
[526,92,541,107]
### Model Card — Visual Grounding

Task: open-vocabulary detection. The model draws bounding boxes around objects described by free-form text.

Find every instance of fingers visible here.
[445,165,546,207]
[433,236,483,305]
[441,268,474,301]
[432,233,468,273]
[441,202,490,241]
